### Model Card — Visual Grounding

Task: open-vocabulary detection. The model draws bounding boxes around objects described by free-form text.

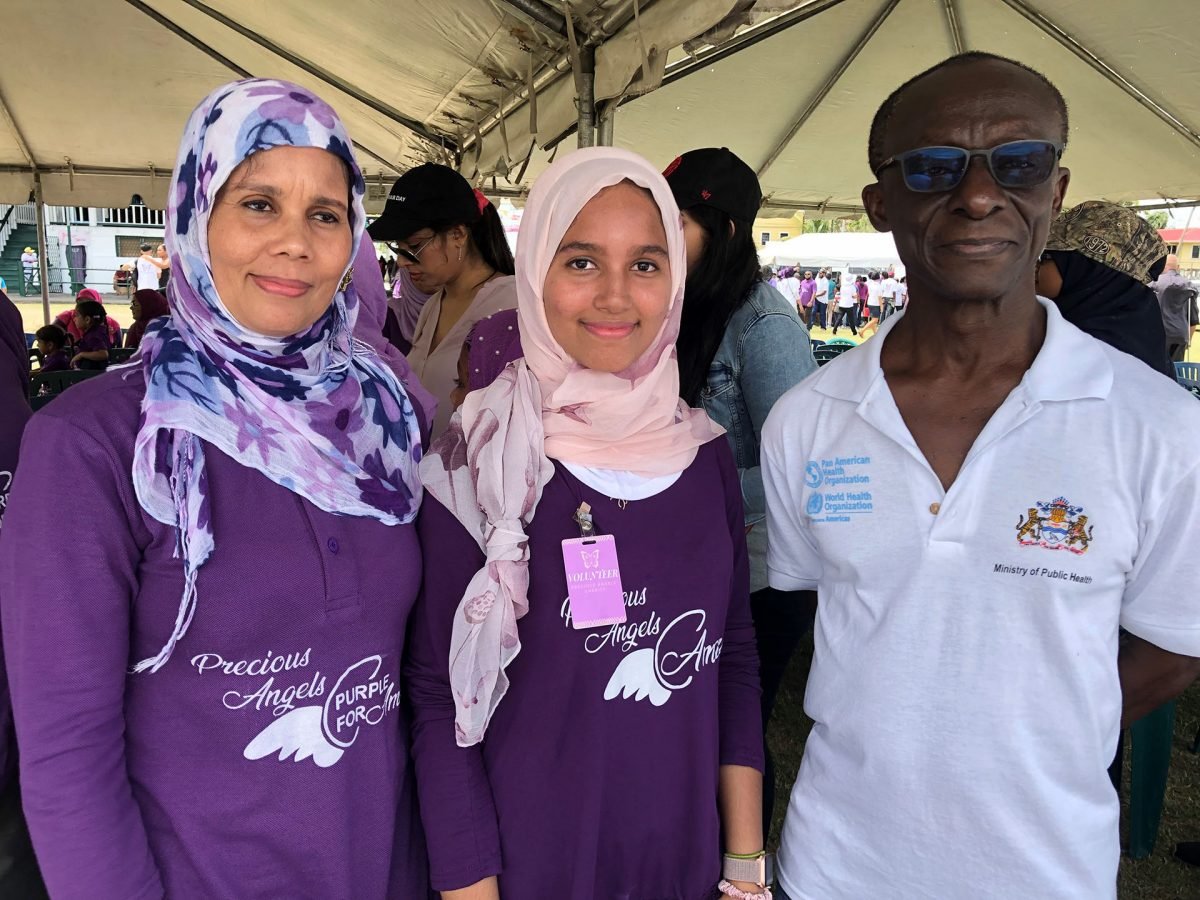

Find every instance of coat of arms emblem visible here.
[1016,497,1093,554]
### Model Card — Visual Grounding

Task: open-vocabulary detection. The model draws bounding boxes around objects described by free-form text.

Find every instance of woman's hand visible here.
[442,876,500,900]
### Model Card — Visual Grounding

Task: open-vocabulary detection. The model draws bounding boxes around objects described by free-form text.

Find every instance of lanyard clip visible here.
[573,502,595,538]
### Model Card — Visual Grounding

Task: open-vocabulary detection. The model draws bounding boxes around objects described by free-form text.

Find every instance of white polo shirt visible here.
[762,298,1200,900]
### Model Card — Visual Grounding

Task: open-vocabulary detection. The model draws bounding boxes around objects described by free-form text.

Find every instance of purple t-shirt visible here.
[38,350,70,373]
[406,439,763,898]
[75,323,111,355]
[798,278,817,306]
[0,369,429,900]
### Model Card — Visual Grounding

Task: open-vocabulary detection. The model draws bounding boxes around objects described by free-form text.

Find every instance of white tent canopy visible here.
[1,0,1198,213]
[0,0,748,208]
[760,231,900,268]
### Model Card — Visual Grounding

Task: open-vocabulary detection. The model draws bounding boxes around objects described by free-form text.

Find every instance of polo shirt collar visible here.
[812,295,1113,404]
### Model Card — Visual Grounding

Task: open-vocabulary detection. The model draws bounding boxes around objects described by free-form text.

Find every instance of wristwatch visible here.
[722,851,767,886]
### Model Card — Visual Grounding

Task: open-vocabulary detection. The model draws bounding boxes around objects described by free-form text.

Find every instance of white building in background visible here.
[46,206,166,293]
[0,204,166,294]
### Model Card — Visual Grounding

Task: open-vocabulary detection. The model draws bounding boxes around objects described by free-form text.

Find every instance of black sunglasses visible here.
[875,140,1063,193]
[388,233,438,265]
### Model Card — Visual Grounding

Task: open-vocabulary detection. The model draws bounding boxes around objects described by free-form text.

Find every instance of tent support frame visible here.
[942,0,965,54]
[175,0,450,149]
[577,45,596,148]
[121,0,402,173]
[999,0,1200,153]
[756,0,902,179]
[32,173,50,326]
[659,0,849,89]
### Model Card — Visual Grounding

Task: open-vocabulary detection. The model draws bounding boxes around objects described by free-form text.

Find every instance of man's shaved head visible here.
[868,52,1069,173]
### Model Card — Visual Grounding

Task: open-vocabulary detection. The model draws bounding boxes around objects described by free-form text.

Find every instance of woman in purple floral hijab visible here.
[0,80,431,898]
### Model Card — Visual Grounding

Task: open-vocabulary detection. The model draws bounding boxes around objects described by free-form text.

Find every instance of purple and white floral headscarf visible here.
[131,79,423,673]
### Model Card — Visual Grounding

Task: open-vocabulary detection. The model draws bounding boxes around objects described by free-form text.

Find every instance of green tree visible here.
[804,215,875,234]
[1142,210,1168,230]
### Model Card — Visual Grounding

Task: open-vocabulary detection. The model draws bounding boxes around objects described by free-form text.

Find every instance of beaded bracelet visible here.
[718,879,773,900]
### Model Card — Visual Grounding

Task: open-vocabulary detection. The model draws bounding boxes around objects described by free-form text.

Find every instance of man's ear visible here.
[862,182,892,233]
[1051,167,1071,217]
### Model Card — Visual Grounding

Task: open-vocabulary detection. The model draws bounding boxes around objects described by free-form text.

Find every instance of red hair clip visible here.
[474,189,491,214]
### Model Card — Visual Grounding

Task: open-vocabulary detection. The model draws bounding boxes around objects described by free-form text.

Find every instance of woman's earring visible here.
[457,244,464,262]
[339,267,354,292]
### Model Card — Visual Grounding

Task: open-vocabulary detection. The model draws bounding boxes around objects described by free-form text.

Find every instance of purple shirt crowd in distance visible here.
[0,370,429,899]
[407,439,764,897]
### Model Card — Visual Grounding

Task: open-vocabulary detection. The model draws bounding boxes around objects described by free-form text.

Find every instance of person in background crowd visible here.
[764,51,1200,900]
[777,266,801,309]
[449,308,522,412]
[155,245,171,290]
[0,291,47,899]
[880,269,898,320]
[69,299,111,371]
[123,289,171,351]
[833,271,858,335]
[1150,252,1198,362]
[388,265,433,355]
[55,289,121,348]
[1036,201,1175,379]
[136,242,168,292]
[797,270,817,325]
[408,147,766,900]
[0,79,430,900]
[814,270,829,329]
[20,249,36,293]
[666,146,818,837]
[860,271,883,337]
[855,274,869,324]
[33,326,70,373]
[349,235,436,437]
[893,274,908,313]
[763,265,777,288]
[823,270,838,327]
[112,264,134,297]
[368,163,516,436]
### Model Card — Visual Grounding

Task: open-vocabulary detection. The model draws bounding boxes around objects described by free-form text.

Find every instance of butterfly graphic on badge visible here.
[580,547,601,569]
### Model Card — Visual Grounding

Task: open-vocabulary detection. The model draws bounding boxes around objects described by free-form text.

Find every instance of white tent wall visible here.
[760,231,900,267]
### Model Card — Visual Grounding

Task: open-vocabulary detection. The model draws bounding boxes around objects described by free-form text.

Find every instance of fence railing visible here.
[13,203,37,226]
[98,207,165,227]
[5,266,152,298]
[47,206,90,225]
[0,205,15,260]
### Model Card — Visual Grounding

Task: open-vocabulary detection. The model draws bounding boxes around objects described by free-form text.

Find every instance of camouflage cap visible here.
[1043,200,1167,284]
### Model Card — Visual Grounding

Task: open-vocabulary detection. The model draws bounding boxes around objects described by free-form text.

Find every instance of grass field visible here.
[767,635,1200,898]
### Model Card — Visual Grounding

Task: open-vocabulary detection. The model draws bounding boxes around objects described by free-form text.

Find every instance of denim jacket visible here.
[701,283,817,588]
[702,282,817,523]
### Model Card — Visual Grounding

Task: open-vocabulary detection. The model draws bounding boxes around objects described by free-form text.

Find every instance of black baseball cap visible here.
[663,147,761,225]
[367,163,482,241]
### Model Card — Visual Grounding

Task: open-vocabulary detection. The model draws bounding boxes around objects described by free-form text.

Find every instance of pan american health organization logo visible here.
[1016,496,1094,554]
[803,455,873,522]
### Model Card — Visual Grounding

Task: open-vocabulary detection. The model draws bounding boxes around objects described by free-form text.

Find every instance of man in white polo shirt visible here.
[763,51,1200,900]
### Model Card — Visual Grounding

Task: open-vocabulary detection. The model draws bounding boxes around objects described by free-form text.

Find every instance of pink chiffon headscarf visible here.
[419,146,723,746]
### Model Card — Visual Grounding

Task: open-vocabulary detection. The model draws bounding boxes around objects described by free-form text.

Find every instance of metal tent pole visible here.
[577,45,596,148]
[597,100,616,146]
[32,172,50,325]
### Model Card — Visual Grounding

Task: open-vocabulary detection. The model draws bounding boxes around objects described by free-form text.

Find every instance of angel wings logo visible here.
[187,648,403,769]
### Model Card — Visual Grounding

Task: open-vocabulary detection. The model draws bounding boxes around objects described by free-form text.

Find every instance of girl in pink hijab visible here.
[407,147,768,900]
